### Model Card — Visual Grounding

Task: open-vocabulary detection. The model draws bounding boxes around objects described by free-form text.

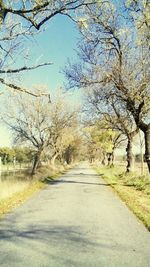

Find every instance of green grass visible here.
[95,165,150,231]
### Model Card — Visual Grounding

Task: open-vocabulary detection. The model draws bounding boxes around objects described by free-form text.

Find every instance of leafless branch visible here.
[0,78,51,100]
[0,62,53,74]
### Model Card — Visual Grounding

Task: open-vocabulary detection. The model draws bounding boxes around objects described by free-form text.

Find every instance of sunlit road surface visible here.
[0,162,150,267]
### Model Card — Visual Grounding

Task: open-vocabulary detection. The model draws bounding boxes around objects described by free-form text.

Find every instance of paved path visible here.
[0,163,150,267]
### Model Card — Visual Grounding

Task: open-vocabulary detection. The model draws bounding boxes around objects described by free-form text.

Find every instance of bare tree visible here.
[104,101,138,172]
[87,87,138,171]
[0,8,52,97]
[2,90,79,174]
[0,1,97,30]
[64,0,150,171]
[2,93,54,174]
[46,98,78,166]
[0,0,96,96]
[125,0,150,49]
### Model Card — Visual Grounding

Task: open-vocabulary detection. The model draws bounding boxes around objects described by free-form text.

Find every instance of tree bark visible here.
[126,136,134,173]
[107,153,112,166]
[128,100,150,173]
[111,149,115,167]
[50,153,58,166]
[31,149,42,175]
[144,127,150,172]
[137,123,150,173]
[101,152,106,165]
[64,145,74,164]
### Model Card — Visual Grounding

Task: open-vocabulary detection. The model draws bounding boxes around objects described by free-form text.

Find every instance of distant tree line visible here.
[0,147,33,165]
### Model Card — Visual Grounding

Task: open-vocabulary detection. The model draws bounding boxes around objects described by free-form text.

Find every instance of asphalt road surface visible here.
[0,162,150,267]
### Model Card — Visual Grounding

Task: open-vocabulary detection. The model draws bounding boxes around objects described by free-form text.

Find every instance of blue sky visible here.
[0,15,82,147]
[23,15,80,91]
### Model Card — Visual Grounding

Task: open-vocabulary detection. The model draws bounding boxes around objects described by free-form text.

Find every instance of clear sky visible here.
[22,15,80,90]
[0,15,82,147]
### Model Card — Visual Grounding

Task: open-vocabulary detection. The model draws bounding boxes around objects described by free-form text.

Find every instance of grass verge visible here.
[95,165,150,231]
[0,164,72,219]
[0,181,45,218]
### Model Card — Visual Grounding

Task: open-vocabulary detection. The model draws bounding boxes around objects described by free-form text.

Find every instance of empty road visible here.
[0,162,150,267]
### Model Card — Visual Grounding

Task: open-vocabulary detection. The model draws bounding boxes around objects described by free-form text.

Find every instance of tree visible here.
[2,92,54,174]
[83,121,123,166]
[13,147,34,164]
[43,95,79,166]
[104,107,138,172]
[0,1,96,30]
[64,0,150,172]
[125,0,150,48]
[0,146,33,165]
[85,88,138,172]
[2,89,79,174]
[0,147,15,164]
[63,135,83,164]
[0,0,96,96]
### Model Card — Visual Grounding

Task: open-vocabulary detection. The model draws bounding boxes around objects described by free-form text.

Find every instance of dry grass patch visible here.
[0,180,44,218]
[0,179,30,200]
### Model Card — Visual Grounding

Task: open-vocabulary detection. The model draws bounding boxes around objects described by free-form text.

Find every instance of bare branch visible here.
[0,78,51,100]
[0,62,53,74]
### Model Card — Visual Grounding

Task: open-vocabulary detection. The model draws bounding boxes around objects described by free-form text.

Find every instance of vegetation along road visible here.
[0,163,150,267]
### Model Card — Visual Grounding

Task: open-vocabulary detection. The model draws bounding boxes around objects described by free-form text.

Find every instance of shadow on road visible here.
[49,179,112,187]
[0,222,130,254]
[65,173,99,177]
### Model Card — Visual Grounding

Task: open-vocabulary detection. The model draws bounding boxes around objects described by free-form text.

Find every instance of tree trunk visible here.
[31,150,42,175]
[111,149,115,167]
[101,152,106,165]
[140,151,144,175]
[107,153,111,166]
[144,128,150,173]
[50,153,58,166]
[126,136,134,173]
[128,100,150,172]
[139,131,144,175]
